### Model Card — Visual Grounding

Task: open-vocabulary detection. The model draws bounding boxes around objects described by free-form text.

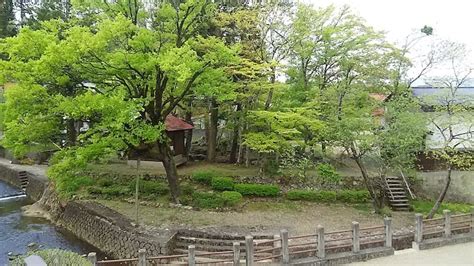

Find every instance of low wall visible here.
[58,201,174,258]
[0,159,47,201]
[418,171,474,203]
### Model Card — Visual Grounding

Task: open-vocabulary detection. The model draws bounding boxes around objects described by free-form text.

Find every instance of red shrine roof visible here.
[165,115,194,132]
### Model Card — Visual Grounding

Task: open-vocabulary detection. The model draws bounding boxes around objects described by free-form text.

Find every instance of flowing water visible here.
[0,180,98,264]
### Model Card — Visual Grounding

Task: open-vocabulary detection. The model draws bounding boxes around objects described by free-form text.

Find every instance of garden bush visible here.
[317,163,341,187]
[192,192,225,209]
[130,180,169,195]
[180,182,195,196]
[234,183,280,197]
[211,177,234,191]
[192,170,219,185]
[336,190,371,203]
[221,191,242,206]
[286,189,337,202]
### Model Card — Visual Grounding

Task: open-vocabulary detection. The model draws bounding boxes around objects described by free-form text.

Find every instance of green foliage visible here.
[133,180,169,195]
[10,249,91,266]
[192,192,226,209]
[221,191,243,207]
[180,182,195,196]
[211,176,234,191]
[234,183,280,197]
[192,170,219,185]
[55,175,94,197]
[412,200,472,215]
[380,206,392,217]
[286,189,336,202]
[336,190,371,203]
[316,163,341,186]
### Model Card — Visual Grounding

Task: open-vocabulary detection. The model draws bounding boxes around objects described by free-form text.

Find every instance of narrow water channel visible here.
[0,180,98,264]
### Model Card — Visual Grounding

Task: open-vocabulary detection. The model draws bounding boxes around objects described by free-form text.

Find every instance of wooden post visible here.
[138,249,146,266]
[317,225,325,258]
[415,213,423,243]
[188,245,195,266]
[233,242,240,266]
[352,222,360,253]
[384,217,392,248]
[443,210,451,238]
[280,229,289,264]
[245,236,254,266]
[87,253,97,266]
[273,234,281,263]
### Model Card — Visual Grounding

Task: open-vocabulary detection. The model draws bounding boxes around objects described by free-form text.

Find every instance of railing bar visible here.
[254,238,282,245]
[359,233,385,238]
[360,239,385,245]
[452,225,472,231]
[326,237,353,242]
[450,220,471,225]
[289,248,318,256]
[451,213,471,218]
[194,251,234,256]
[288,234,318,240]
[288,241,317,249]
[254,254,282,261]
[148,254,188,259]
[97,258,138,263]
[254,246,281,253]
[423,217,444,222]
[325,243,352,250]
[196,259,233,264]
[360,225,385,231]
[423,229,444,235]
[325,229,352,235]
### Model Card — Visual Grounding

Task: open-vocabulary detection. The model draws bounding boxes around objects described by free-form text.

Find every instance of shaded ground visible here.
[348,242,474,265]
[98,199,414,236]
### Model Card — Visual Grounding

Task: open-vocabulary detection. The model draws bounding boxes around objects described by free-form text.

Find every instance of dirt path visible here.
[99,199,414,236]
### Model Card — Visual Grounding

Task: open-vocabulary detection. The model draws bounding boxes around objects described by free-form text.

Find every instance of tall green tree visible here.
[0,0,16,37]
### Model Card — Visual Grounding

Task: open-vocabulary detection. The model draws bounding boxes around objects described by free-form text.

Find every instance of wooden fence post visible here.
[87,252,97,266]
[233,242,240,266]
[138,249,146,266]
[443,210,451,238]
[384,217,392,248]
[352,221,360,253]
[280,229,289,264]
[317,225,325,259]
[245,236,254,266]
[188,245,195,266]
[415,213,423,244]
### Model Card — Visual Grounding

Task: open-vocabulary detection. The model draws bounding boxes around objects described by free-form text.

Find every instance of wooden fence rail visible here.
[88,208,473,266]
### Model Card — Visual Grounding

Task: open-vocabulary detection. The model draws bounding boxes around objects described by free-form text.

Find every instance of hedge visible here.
[221,191,242,206]
[287,190,336,202]
[192,170,219,185]
[336,190,371,203]
[287,189,370,203]
[234,183,280,197]
[193,192,226,209]
[130,180,169,195]
[211,177,234,191]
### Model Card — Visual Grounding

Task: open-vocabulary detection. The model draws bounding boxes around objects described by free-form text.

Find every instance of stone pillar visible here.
[352,222,360,253]
[245,236,254,266]
[317,225,325,258]
[384,217,393,248]
[443,210,451,238]
[280,229,289,264]
[138,249,146,266]
[87,253,97,266]
[188,245,195,266]
[233,242,240,266]
[415,213,423,244]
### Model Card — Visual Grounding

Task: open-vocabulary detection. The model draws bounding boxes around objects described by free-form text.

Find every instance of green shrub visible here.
[317,163,341,186]
[101,185,130,196]
[11,249,91,266]
[286,189,336,202]
[337,190,371,203]
[57,175,94,195]
[221,191,242,206]
[192,170,219,185]
[192,192,226,209]
[180,182,195,196]
[130,180,169,195]
[234,184,280,197]
[211,177,234,191]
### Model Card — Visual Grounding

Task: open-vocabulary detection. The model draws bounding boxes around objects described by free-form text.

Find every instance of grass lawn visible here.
[411,200,473,217]
[97,198,414,236]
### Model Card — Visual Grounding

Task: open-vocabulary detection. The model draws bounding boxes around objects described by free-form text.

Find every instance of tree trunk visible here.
[66,119,77,147]
[264,67,276,110]
[229,103,242,163]
[426,165,452,219]
[351,147,382,212]
[158,141,180,203]
[184,99,193,158]
[207,99,218,162]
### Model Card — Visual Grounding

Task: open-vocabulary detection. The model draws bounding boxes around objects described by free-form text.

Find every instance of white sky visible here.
[307,0,474,79]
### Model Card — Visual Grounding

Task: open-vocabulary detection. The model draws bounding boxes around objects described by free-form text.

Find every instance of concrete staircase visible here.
[18,171,29,191]
[385,176,410,211]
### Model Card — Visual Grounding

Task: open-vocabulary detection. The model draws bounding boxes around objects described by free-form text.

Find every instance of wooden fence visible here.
[86,209,473,265]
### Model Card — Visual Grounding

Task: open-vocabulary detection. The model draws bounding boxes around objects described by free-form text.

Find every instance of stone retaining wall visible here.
[58,201,174,258]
